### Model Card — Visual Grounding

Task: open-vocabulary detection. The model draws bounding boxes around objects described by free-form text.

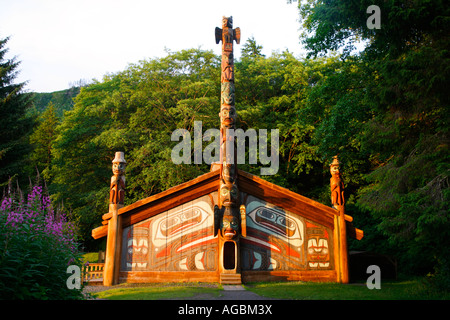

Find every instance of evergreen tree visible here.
[0,36,34,187]
[241,37,265,58]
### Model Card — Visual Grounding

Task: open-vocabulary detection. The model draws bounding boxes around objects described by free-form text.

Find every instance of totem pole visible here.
[104,151,126,286]
[330,156,349,283]
[214,17,245,281]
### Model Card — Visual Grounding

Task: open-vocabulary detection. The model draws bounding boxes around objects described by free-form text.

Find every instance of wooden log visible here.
[118,271,220,284]
[242,270,337,283]
[103,204,122,286]
[117,270,337,284]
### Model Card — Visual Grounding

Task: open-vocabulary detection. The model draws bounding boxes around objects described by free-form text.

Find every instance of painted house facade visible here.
[91,17,363,286]
[92,168,363,285]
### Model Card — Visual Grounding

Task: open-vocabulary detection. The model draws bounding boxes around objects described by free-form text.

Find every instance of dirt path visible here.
[180,285,276,300]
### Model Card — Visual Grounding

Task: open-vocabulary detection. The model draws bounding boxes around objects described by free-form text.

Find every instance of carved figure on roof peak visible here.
[110,151,126,205]
[330,156,344,208]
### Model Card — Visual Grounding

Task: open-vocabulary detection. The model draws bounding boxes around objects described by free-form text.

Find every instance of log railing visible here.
[84,263,104,282]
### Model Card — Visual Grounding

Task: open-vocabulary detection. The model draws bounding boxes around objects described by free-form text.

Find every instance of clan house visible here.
[91,17,364,286]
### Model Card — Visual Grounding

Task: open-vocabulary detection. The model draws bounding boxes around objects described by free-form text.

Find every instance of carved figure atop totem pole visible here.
[215,16,241,50]
[110,151,126,205]
[330,155,344,208]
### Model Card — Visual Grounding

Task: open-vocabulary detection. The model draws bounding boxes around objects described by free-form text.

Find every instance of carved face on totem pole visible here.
[221,205,239,240]
[112,161,126,176]
[221,82,235,106]
[220,182,238,206]
[222,16,232,28]
[221,53,234,82]
[222,52,233,66]
[220,104,236,129]
[112,151,127,175]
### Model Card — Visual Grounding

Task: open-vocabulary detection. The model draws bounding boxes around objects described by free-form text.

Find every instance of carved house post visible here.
[330,156,349,283]
[104,151,126,286]
[214,16,243,283]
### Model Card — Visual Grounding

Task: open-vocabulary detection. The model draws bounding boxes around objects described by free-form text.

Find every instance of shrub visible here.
[0,184,84,299]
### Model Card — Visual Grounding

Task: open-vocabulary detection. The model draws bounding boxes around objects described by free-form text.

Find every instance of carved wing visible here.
[215,27,222,44]
[234,27,241,44]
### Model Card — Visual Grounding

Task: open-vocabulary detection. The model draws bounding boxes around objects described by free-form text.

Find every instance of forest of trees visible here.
[1,1,448,288]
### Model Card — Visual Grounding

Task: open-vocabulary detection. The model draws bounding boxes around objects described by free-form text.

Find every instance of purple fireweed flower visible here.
[1,197,12,211]
[1,184,79,256]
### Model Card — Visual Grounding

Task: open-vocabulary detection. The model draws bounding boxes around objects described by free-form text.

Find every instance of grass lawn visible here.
[82,255,447,300]
[245,279,450,300]
[90,283,222,300]
[86,279,448,300]
[83,252,99,264]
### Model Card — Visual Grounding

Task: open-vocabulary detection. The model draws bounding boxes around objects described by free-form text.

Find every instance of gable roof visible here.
[92,169,363,240]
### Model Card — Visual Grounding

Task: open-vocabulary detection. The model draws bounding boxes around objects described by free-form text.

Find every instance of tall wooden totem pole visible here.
[330,155,349,283]
[104,151,126,286]
[213,16,244,284]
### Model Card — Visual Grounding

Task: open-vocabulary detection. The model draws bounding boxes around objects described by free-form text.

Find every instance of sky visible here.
[0,0,306,93]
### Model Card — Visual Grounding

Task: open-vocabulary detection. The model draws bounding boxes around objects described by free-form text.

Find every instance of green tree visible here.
[50,49,220,248]
[296,0,450,277]
[298,0,450,59]
[241,37,265,58]
[29,102,59,182]
[30,87,80,117]
[236,49,338,199]
[0,36,34,187]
